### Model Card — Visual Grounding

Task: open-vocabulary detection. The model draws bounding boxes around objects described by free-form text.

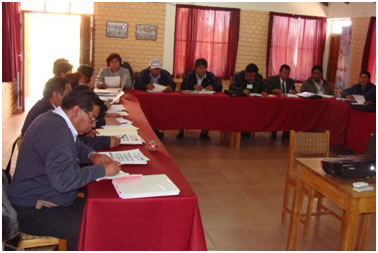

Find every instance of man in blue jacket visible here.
[177,58,221,140]
[8,89,121,250]
[342,71,376,104]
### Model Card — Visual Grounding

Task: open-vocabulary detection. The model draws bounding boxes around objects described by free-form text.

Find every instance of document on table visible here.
[97,127,139,136]
[249,93,262,97]
[99,149,149,165]
[186,90,216,95]
[110,91,125,105]
[96,170,130,182]
[319,94,334,99]
[101,118,134,129]
[112,174,180,199]
[95,88,121,95]
[119,133,144,145]
[104,76,121,88]
[286,94,299,98]
[107,104,128,115]
[147,83,167,93]
[99,96,116,101]
[352,95,366,104]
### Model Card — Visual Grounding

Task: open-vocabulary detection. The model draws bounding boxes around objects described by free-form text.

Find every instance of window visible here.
[267,12,327,81]
[20,0,94,14]
[173,5,240,79]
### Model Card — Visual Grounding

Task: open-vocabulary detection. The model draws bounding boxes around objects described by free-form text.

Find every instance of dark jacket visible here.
[181,70,222,91]
[230,71,267,93]
[21,96,111,150]
[342,82,376,103]
[8,111,105,207]
[21,98,53,137]
[300,78,334,95]
[265,75,296,94]
[135,68,176,91]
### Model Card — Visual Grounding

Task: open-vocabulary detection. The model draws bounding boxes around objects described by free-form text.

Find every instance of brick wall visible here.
[2,82,18,120]
[235,10,270,77]
[347,17,370,87]
[94,2,166,77]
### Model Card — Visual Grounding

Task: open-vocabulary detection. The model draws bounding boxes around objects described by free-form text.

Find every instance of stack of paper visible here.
[101,118,135,129]
[352,95,366,104]
[97,126,139,136]
[99,149,149,165]
[186,90,216,95]
[249,93,262,97]
[319,94,334,99]
[106,104,129,116]
[147,83,167,93]
[286,94,299,98]
[112,174,180,199]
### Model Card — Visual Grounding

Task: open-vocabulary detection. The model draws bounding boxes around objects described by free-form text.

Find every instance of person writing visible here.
[342,71,376,105]
[8,88,121,250]
[230,63,268,96]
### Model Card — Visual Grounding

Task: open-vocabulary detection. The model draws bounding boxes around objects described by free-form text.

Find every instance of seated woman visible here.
[95,53,132,90]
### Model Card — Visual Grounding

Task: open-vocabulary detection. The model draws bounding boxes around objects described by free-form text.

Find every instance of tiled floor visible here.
[2,115,376,251]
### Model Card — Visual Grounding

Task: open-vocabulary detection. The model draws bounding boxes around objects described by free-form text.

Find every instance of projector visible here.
[322,158,376,179]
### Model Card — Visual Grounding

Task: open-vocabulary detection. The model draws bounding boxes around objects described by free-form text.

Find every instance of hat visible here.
[149,59,162,69]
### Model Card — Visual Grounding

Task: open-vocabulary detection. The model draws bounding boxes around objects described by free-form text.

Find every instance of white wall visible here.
[328,2,376,18]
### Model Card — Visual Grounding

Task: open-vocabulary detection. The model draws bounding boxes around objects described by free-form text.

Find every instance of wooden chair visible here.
[282,130,341,239]
[6,137,68,251]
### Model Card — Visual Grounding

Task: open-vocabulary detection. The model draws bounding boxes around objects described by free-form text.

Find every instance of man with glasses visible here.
[8,88,121,250]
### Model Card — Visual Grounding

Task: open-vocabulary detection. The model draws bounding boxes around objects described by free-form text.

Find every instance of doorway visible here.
[24,13,81,111]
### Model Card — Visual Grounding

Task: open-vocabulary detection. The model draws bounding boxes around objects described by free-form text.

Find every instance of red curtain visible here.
[173,5,240,79]
[266,12,327,81]
[361,17,376,84]
[2,2,21,82]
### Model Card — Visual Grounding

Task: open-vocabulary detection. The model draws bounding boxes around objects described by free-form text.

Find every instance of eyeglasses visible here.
[84,111,97,124]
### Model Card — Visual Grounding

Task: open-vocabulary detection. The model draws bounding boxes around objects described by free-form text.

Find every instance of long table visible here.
[77,94,207,250]
[134,90,375,153]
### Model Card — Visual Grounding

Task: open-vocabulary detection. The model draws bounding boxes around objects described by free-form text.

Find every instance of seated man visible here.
[135,59,176,139]
[342,71,376,104]
[230,63,268,96]
[53,58,73,78]
[265,64,296,140]
[231,63,268,138]
[300,65,333,95]
[8,88,121,251]
[22,77,120,150]
[178,58,222,140]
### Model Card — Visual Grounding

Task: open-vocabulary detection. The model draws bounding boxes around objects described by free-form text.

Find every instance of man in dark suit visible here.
[135,59,176,139]
[231,63,268,138]
[265,64,296,140]
[177,58,222,140]
[300,65,333,95]
[230,63,268,96]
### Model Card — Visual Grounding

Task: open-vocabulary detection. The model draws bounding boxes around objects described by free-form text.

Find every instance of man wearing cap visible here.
[135,59,176,92]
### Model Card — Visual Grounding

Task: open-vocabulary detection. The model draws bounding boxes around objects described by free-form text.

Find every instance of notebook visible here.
[112,174,180,199]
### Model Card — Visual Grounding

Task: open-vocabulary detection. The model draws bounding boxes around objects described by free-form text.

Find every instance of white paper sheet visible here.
[147,83,168,93]
[99,149,149,165]
[110,91,125,105]
[104,76,121,88]
[352,95,366,104]
[96,170,130,182]
[119,133,144,145]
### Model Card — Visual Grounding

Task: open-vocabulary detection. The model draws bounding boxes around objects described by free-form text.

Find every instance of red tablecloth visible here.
[77,95,207,250]
[135,91,350,145]
[345,109,376,154]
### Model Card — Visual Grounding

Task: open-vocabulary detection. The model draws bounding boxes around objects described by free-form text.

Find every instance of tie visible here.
[281,81,286,93]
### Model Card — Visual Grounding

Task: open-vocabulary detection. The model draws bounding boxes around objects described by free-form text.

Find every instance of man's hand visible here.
[103,161,121,176]
[261,91,269,97]
[86,129,98,138]
[163,86,173,93]
[206,85,214,91]
[105,99,112,109]
[243,89,250,95]
[346,95,354,100]
[289,89,297,95]
[365,100,374,105]
[146,83,155,90]
[105,112,121,118]
[105,117,121,125]
[110,136,121,148]
[99,83,107,89]
[194,85,203,91]
[90,153,112,165]
[272,89,281,95]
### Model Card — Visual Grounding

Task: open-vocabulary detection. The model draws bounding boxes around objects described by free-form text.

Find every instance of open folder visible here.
[112,174,180,199]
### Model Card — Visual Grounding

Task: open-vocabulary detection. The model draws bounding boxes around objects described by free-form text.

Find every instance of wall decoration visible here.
[106,21,128,38]
[136,24,157,40]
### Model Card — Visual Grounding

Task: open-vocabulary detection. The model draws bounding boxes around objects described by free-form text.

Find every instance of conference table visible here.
[134,90,375,153]
[77,94,207,250]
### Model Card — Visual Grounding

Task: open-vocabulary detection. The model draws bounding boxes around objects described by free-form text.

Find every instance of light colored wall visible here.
[328,2,376,18]
[347,17,371,87]
[235,10,269,76]
[93,2,166,76]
